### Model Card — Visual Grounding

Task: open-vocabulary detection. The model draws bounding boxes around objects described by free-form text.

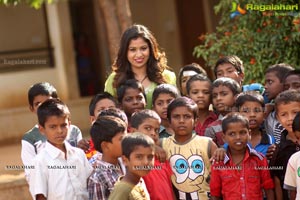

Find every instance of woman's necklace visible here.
[137,75,148,84]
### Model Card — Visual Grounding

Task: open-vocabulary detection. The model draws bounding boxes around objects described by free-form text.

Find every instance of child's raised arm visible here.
[208,140,219,162]
[155,145,166,163]
[156,138,167,163]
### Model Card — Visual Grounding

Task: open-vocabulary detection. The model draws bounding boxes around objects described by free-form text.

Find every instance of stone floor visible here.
[0,142,23,175]
[0,143,31,200]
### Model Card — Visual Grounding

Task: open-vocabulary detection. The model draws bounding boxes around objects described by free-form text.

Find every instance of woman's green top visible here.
[104,69,176,109]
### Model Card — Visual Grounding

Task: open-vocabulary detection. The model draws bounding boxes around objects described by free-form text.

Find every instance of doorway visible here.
[69,0,109,96]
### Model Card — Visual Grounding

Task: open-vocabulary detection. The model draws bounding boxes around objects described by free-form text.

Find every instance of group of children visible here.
[21,54,300,200]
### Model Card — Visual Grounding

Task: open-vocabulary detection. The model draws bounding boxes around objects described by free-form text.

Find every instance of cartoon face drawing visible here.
[169,147,209,199]
[171,154,205,183]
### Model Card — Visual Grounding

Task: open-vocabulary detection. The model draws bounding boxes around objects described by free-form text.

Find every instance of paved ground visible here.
[0,142,24,181]
[0,143,30,200]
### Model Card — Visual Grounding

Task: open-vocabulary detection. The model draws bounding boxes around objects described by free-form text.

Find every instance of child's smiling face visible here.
[276,102,300,133]
[223,121,250,153]
[188,80,211,110]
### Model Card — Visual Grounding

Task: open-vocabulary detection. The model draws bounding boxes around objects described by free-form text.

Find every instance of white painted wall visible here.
[0,2,87,143]
[0,0,183,143]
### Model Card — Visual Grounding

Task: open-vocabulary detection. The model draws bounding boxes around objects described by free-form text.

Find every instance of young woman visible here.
[104,24,176,109]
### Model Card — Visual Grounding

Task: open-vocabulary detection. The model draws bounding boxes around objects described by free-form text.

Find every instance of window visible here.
[0,4,53,72]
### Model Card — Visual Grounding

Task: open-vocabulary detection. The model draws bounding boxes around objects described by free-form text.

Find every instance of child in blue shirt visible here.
[235,91,275,155]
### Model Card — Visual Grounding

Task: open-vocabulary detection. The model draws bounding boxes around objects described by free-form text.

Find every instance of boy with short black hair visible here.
[131,109,174,200]
[88,108,128,165]
[162,97,217,200]
[236,91,275,155]
[214,55,244,87]
[265,63,294,102]
[29,99,93,200]
[214,55,266,95]
[89,92,118,123]
[205,77,241,147]
[210,113,274,200]
[152,83,180,138]
[269,90,300,200]
[21,82,82,182]
[87,115,127,200]
[79,92,118,159]
[178,63,207,96]
[131,109,161,143]
[108,133,155,200]
[97,108,128,124]
[283,69,300,91]
[186,74,218,136]
[117,79,147,128]
[264,63,294,143]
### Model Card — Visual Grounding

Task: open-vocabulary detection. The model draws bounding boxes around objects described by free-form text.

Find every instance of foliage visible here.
[0,0,53,9]
[194,0,300,83]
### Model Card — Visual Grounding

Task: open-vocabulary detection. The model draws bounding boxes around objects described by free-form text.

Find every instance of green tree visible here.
[194,0,300,83]
[0,0,52,9]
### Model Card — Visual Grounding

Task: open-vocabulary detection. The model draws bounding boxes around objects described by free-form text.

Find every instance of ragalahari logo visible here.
[230,2,247,18]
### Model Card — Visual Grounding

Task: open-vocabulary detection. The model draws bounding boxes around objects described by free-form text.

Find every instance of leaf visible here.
[192,0,300,84]
[0,0,54,8]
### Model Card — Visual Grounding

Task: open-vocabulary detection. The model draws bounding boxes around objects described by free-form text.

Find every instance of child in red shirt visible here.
[131,109,174,200]
[210,113,274,200]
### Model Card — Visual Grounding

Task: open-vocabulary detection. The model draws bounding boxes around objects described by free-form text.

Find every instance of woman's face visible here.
[127,37,150,70]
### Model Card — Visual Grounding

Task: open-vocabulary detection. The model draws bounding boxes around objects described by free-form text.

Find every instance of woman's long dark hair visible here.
[112,24,168,88]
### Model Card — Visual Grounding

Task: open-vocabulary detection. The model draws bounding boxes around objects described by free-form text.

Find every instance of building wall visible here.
[0,2,79,109]
[130,0,183,74]
[0,0,208,143]
[0,2,90,143]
